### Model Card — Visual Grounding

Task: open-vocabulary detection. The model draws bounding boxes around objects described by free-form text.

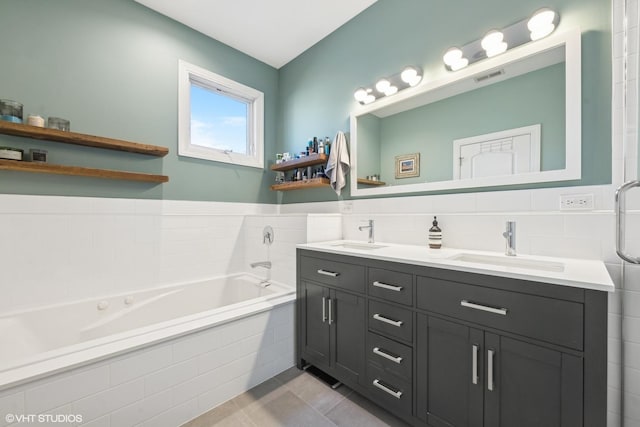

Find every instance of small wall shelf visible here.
[270,153,327,172]
[0,160,169,183]
[0,121,169,157]
[357,178,386,186]
[270,177,330,191]
[270,153,330,191]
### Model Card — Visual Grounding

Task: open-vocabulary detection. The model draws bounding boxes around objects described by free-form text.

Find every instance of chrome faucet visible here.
[250,261,272,269]
[502,221,516,256]
[358,220,375,244]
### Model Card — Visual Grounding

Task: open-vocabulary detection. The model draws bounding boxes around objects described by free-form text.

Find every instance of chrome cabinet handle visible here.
[472,344,479,385]
[328,298,333,325]
[615,181,640,264]
[487,349,495,391]
[317,269,340,277]
[322,297,326,323]
[373,347,403,364]
[372,379,403,399]
[373,313,403,327]
[461,300,508,316]
[372,281,403,292]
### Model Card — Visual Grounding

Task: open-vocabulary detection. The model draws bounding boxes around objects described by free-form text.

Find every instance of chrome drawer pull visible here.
[488,349,495,391]
[461,300,508,316]
[472,344,479,385]
[372,281,403,292]
[373,347,403,364]
[373,313,403,327]
[328,298,333,325]
[317,269,340,277]
[372,379,403,399]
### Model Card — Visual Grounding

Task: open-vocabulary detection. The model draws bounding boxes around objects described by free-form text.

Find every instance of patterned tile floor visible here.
[181,367,410,427]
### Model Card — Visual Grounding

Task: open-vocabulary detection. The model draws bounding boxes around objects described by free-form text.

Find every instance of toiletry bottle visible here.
[324,137,331,155]
[428,216,442,249]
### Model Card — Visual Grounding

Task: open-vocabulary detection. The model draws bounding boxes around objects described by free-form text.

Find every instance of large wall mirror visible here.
[350,28,581,197]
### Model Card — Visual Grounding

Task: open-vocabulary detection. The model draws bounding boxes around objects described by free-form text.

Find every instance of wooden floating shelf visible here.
[271,177,330,191]
[357,178,386,186]
[270,153,327,172]
[0,160,169,183]
[0,121,169,157]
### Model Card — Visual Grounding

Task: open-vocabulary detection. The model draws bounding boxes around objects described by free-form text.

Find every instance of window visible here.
[178,60,264,168]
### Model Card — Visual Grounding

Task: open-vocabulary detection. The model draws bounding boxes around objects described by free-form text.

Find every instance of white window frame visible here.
[178,59,264,169]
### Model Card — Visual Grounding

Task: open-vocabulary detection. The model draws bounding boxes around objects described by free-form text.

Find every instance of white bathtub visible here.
[0,273,294,390]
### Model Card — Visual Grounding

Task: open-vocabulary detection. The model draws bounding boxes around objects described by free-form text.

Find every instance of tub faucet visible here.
[250,261,272,269]
[359,220,375,244]
[502,221,516,256]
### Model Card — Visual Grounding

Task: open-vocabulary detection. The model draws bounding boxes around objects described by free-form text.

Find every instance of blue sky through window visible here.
[190,84,248,154]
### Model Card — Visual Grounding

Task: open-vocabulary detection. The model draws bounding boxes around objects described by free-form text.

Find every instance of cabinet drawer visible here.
[367,332,412,382]
[367,362,412,417]
[369,300,413,343]
[368,267,413,306]
[416,276,584,350]
[300,256,365,293]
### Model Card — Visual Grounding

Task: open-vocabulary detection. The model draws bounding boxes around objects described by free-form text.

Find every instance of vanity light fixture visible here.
[443,8,559,71]
[354,66,423,105]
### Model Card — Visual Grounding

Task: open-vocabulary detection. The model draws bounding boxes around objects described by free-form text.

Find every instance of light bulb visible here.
[384,86,398,96]
[528,8,557,40]
[354,88,368,102]
[401,67,417,83]
[376,79,391,93]
[482,30,507,57]
[443,47,469,71]
[401,67,422,87]
[363,94,376,104]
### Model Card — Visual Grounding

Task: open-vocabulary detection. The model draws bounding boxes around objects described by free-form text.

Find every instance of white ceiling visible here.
[135,0,378,69]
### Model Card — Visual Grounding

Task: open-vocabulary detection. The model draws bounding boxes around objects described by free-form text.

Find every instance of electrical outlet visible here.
[339,200,353,213]
[560,193,594,210]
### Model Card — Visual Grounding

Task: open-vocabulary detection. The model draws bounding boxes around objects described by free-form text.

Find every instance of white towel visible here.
[325,131,350,196]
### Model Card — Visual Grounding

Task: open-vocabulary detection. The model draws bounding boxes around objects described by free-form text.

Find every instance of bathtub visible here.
[0,273,294,390]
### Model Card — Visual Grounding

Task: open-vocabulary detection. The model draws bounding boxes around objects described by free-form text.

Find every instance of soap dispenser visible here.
[428,216,442,249]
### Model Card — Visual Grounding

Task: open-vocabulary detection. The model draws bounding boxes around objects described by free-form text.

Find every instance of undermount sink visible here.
[450,253,565,272]
[329,242,387,250]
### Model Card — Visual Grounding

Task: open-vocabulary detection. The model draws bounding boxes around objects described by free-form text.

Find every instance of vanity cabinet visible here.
[296,249,607,427]
[298,256,366,386]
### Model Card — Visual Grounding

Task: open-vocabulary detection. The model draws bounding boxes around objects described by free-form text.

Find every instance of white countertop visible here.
[297,240,615,293]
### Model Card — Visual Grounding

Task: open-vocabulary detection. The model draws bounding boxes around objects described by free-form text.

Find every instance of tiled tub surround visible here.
[0,195,318,427]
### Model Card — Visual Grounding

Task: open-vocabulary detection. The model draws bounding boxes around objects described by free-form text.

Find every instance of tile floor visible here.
[181,367,411,427]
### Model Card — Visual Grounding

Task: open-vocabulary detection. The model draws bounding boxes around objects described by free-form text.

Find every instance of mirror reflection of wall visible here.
[357,61,566,188]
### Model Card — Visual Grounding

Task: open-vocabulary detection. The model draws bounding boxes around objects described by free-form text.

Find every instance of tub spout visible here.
[250,261,272,269]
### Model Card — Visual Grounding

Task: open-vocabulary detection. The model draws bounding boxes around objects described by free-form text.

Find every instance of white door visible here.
[453,124,541,180]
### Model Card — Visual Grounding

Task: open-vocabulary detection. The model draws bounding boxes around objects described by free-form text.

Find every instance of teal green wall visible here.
[277,0,612,203]
[0,0,278,203]
[375,63,565,186]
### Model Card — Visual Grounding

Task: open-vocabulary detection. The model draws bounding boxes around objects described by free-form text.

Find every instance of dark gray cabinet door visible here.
[484,333,583,427]
[332,289,365,385]
[301,281,331,368]
[420,316,484,427]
